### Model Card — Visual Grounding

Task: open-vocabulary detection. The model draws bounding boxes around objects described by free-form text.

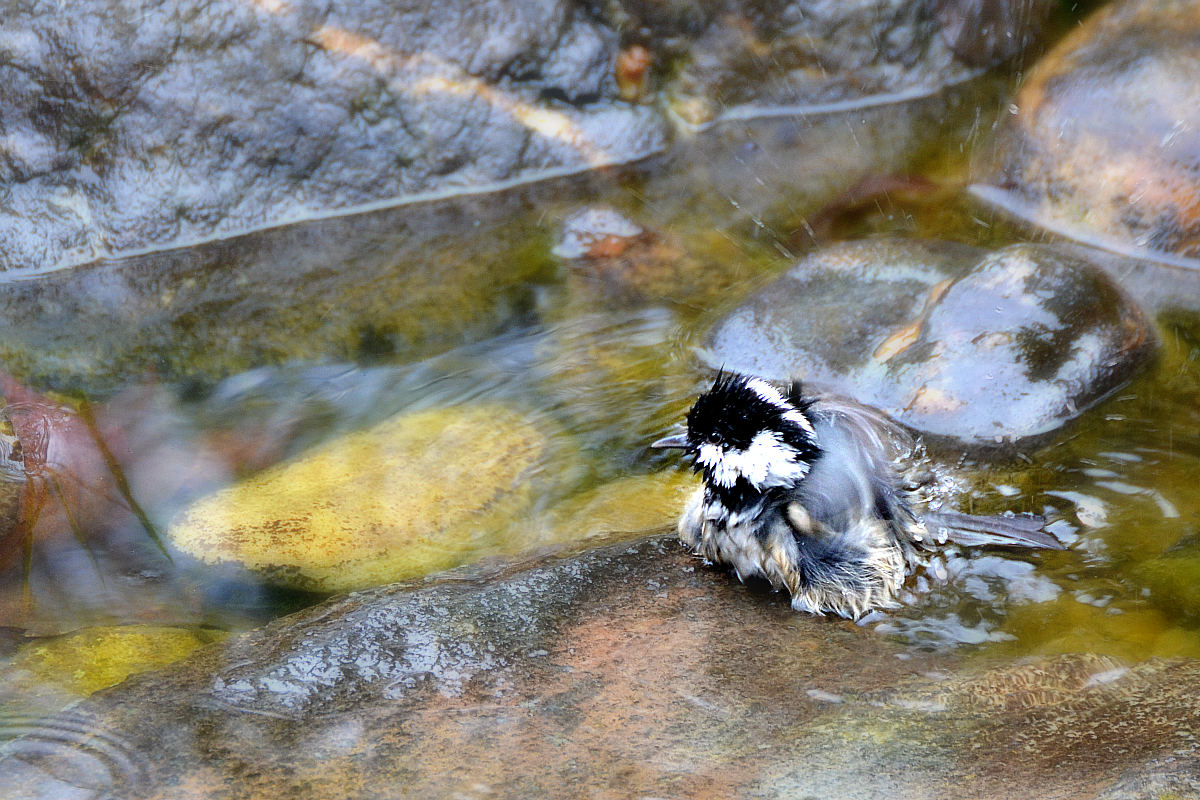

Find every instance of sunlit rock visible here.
[168,404,556,592]
[972,0,1200,267]
[702,239,1156,446]
[0,0,668,274]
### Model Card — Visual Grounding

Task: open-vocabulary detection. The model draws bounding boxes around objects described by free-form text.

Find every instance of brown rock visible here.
[1,537,1197,798]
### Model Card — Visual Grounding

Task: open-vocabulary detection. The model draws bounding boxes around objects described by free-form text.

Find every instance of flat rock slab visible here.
[0,0,667,274]
[1,536,1197,799]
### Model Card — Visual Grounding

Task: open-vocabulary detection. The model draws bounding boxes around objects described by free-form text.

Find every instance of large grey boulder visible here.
[0,0,667,273]
[702,240,1157,446]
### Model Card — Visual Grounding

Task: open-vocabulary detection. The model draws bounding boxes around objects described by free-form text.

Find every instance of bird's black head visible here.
[655,372,821,507]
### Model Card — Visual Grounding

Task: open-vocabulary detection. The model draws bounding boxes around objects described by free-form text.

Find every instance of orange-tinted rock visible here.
[974,0,1200,266]
[1,537,1197,798]
[616,44,652,101]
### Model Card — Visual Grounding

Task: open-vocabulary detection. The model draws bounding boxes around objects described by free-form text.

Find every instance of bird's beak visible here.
[651,431,690,449]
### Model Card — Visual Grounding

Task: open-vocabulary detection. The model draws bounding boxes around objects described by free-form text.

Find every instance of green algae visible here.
[4,625,225,702]
[0,198,558,397]
[528,470,698,547]
[167,404,564,592]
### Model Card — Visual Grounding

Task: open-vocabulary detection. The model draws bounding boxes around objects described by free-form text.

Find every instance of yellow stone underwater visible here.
[168,404,551,592]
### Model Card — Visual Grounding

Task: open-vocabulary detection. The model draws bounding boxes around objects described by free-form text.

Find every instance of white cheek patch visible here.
[746,378,815,434]
[697,430,810,489]
[697,442,736,487]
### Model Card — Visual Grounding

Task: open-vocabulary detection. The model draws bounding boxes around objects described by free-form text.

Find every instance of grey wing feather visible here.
[921,510,1064,550]
[795,397,915,534]
[799,393,1063,551]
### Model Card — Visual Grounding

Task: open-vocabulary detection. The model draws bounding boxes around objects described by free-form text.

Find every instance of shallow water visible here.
[1,8,1200,746]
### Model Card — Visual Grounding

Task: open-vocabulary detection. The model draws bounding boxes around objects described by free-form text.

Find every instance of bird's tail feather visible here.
[921,510,1064,550]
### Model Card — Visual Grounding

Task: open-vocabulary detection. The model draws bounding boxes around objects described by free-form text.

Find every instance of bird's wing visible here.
[921,510,1064,549]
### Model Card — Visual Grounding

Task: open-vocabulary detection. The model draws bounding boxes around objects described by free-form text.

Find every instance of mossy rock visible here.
[6,625,223,699]
[1131,551,1200,624]
[998,595,1200,662]
[168,404,554,592]
[535,470,698,545]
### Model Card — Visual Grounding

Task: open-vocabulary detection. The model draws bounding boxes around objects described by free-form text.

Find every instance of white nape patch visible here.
[697,430,810,489]
[746,378,815,434]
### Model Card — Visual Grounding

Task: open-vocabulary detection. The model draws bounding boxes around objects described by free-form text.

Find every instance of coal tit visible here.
[653,372,1062,618]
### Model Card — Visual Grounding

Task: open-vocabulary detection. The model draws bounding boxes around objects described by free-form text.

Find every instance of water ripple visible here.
[0,710,149,799]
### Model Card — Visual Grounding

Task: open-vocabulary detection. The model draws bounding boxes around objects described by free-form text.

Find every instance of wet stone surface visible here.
[973,0,1200,266]
[1,536,1198,799]
[0,0,1046,278]
[702,239,1157,446]
[0,0,668,274]
[656,0,1023,126]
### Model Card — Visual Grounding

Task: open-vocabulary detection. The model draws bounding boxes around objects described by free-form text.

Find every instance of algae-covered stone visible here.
[168,404,552,592]
[998,596,1200,662]
[534,470,698,546]
[1131,550,1200,624]
[1,625,221,713]
[0,192,559,395]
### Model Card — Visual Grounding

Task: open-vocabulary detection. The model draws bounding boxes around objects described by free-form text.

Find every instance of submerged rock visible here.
[531,470,698,542]
[972,0,1200,267]
[0,536,1197,798]
[702,239,1156,446]
[0,625,223,718]
[168,404,557,592]
[0,185,560,394]
[553,205,759,306]
[0,0,667,273]
[1131,546,1200,623]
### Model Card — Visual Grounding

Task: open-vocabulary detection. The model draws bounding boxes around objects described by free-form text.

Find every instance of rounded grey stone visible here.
[702,239,1156,446]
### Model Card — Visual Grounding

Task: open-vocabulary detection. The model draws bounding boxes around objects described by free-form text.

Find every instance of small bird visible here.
[653,372,1062,618]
